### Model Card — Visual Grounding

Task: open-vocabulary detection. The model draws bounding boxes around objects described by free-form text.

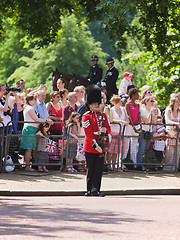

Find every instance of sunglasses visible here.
[150,100,154,103]
[43,123,50,128]
[146,91,152,94]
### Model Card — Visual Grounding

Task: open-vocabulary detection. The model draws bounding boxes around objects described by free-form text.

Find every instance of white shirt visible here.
[23,105,39,128]
[0,102,12,126]
[110,106,126,135]
[140,107,152,131]
[118,78,132,96]
[165,106,180,136]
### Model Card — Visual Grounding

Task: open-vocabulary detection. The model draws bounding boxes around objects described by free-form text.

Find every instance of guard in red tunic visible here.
[82,84,111,197]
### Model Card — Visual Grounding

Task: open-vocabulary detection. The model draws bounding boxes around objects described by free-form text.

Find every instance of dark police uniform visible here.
[104,66,119,102]
[87,64,103,85]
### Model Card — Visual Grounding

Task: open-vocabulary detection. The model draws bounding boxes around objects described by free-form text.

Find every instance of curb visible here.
[1,188,180,196]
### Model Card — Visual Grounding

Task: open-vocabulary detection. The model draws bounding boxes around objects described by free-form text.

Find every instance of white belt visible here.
[94,131,100,135]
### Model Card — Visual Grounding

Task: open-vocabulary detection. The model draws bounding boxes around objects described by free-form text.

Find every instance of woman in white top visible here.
[108,95,128,171]
[164,93,180,171]
[137,96,158,170]
[20,93,52,171]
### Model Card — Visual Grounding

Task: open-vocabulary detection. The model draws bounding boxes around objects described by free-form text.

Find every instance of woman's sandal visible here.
[38,167,43,172]
[43,168,49,173]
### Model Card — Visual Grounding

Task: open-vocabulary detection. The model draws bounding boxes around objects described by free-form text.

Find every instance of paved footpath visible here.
[1,170,180,195]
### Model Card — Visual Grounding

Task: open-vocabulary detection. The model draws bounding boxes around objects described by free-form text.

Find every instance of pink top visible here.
[128,102,139,123]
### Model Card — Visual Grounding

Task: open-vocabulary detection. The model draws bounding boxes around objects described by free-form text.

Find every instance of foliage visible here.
[89,20,116,57]
[8,15,108,90]
[0,0,100,46]
[94,0,137,59]
[0,20,33,84]
[0,0,179,106]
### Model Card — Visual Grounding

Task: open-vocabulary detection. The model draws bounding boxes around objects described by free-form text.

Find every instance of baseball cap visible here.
[123,72,134,78]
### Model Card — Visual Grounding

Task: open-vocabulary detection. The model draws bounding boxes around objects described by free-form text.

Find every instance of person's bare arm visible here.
[0,92,11,112]
[28,108,52,124]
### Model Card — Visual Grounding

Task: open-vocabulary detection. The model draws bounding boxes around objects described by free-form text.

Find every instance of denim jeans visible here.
[137,131,151,166]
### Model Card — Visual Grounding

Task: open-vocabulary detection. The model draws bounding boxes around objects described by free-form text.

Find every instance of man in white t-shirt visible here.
[118,72,134,98]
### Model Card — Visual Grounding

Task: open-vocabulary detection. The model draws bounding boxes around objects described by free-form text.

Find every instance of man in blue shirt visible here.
[33,89,49,120]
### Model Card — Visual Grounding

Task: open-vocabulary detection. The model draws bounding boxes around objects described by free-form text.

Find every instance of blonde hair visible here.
[141,96,154,105]
[101,92,107,104]
[141,85,151,98]
[169,94,180,112]
[110,94,121,105]
[73,86,85,92]
[25,88,34,97]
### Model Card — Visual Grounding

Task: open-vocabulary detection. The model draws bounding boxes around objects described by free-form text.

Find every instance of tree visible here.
[0,20,33,83]
[8,15,108,90]
[0,0,100,46]
[89,20,116,57]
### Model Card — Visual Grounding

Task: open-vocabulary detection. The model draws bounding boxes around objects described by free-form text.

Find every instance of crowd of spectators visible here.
[0,71,179,173]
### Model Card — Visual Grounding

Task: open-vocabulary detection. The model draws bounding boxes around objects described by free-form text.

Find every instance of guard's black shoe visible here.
[84,191,91,197]
[91,191,106,197]
[99,192,106,197]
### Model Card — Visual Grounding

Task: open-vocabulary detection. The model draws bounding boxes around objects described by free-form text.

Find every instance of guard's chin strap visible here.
[89,104,100,112]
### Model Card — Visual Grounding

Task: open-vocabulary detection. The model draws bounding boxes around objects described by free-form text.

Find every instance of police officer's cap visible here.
[85,84,101,105]
[106,57,114,65]
[91,55,99,61]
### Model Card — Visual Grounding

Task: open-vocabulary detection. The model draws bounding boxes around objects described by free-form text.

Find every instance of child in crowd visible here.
[35,122,50,172]
[118,72,134,98]
[153,116,167,170]
[66,112,81,173]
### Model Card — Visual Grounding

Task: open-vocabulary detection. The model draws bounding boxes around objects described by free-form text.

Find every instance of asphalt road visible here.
[0,196,180,240]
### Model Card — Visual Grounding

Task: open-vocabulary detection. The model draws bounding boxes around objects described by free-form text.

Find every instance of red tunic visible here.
[82,111,111,153]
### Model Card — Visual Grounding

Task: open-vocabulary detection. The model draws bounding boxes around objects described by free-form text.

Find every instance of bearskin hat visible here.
[85,84,101,105]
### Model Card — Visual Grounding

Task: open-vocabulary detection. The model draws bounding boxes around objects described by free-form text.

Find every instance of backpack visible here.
[142,150,157,170]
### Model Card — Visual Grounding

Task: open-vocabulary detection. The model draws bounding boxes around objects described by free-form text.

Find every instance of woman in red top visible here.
[46,91,63,136]
[82,85,111,197]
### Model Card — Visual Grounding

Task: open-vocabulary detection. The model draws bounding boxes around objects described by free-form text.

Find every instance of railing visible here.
[121,123,180,172]
[2,121,66,173]
[0,120,180,173]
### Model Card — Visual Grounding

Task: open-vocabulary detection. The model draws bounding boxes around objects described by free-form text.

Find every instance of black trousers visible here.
[85,152,104,193]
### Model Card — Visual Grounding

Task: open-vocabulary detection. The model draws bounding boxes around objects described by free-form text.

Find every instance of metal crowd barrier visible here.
[0,122,5,171]
[1,120,180,174]
[2,121,66,173]
[65,122,122,172]
[120,123,180,172]
[65,123,86,172]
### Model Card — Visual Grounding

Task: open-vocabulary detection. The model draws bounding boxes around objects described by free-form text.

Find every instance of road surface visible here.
[0,195,179,239]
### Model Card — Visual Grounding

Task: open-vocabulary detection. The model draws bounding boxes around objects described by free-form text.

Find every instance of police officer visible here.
[87,55,103,85]
[82,84,111,197]
[102,57,119,103]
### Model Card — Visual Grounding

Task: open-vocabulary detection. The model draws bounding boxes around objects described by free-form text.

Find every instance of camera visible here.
[4,109,12,117]
[6,86,21,93]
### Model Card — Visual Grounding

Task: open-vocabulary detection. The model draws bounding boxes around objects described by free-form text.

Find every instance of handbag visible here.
[143,131,151,140]
[143,114,152,140]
